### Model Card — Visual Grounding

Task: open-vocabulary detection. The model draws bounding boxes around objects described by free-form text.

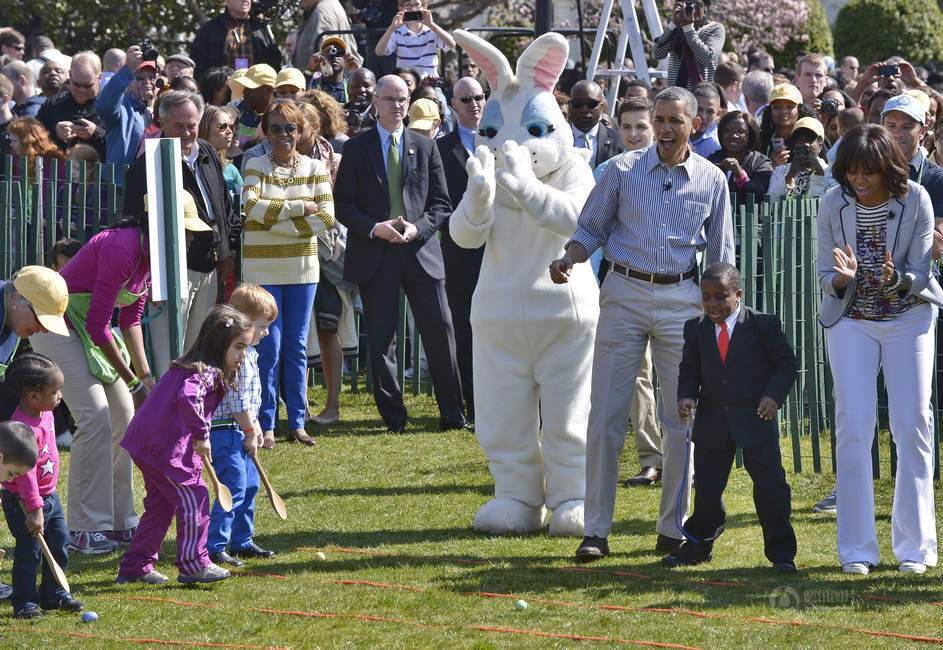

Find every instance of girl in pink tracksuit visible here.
[116,305,255,585]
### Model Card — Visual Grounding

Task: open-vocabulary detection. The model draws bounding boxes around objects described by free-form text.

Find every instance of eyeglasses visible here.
[268,123,298,135]
[459,94,485,104]
[70,80,96,90]
[571,100,601,110]
[216,122,234,132]
[11,44,24,52]
[379,96,409,105]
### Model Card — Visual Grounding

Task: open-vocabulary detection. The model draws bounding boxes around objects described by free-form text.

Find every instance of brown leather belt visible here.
[612,264,697,285]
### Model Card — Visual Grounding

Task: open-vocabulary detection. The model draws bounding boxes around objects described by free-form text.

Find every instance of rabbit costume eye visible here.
[526,122,555,137]
[522,94,558,139]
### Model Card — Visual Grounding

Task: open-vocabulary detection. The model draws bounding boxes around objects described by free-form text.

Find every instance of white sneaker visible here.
[842,562,870,575]
[899,561,927,574]
[812,487,837,513]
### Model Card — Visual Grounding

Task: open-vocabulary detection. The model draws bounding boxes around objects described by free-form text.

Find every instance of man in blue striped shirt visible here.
[550,86,735,562]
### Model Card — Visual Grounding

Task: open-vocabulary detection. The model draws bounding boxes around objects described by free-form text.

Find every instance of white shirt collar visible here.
[714,304,741,340]
[572,122,600,141]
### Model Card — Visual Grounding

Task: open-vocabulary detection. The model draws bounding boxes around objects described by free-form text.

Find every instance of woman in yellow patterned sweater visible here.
[242,101,335,447]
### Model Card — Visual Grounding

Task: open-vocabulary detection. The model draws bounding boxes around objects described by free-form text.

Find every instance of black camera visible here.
[820,98,839,116]
[140,39,159,62]
[685,1,697,14]
[793,144,812,159]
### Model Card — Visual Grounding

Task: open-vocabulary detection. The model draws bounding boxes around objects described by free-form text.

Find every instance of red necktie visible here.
[718,321,729,364]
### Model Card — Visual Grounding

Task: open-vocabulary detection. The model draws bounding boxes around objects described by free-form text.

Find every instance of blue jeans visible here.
[207,426,260,553]
[1,491,70,610]
[258,283,317,430]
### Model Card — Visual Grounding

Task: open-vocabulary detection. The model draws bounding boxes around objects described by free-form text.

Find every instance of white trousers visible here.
[827,303,937,566]
[148,270,218,376]
[584,274,702,539]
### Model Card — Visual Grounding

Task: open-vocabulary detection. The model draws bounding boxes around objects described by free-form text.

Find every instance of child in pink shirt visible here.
[1,352,83,618]
[117,305,256,586]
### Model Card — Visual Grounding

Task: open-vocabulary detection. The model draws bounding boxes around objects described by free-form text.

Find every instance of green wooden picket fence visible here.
[1,156,939,478]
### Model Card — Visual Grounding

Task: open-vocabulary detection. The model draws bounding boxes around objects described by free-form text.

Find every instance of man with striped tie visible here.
[549,86,735,562]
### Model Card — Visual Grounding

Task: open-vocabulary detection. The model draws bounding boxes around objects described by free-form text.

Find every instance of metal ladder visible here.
[585,0,665,115]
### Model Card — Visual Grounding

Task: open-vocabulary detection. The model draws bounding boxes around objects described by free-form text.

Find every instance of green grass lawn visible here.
[2,386,943,648]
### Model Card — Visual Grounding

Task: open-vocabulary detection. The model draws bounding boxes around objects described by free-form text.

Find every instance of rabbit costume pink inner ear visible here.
[516,32,569,93]
[453,29,513,94]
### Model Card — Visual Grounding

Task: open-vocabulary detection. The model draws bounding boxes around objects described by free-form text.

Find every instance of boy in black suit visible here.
[665,263,799,572]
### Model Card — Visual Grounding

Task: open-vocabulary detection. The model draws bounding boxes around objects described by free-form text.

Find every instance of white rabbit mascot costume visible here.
[450,29,599,536]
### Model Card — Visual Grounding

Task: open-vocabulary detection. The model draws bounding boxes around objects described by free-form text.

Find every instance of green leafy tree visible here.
[834,0,943,64]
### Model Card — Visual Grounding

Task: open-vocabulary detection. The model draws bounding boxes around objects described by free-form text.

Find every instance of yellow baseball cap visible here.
[228,69,247,102]
[408,98,440,131]
[768,83,803,106]
[792,116,825,140]
[232,64,277,90]
[12,266,69,336]
[276,67,306,90]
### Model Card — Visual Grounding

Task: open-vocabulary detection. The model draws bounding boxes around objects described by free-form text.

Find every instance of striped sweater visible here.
[241,154,335,285]
[652,21,726,89]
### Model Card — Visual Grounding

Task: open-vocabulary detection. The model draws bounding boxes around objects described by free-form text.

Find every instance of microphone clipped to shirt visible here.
[663,178,673,192]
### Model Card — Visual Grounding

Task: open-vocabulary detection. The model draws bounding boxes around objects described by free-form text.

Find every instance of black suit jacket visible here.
[334,126,452,284]
[678,307,798,450]
[122,138,236,274]
[913,157,943,219]
[436,130,484,262]
[593,122,623,168]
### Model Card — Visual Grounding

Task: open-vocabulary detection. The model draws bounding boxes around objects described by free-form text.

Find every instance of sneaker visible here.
[104,527,137,546]
[56,430,73,450]
[68,531,118,555]
[899,560,927,574]
[842,562,870,575]
[812,488,837,513]
[40,595,83,612]
[13,602,42,618]
[0,583,12,600]
[116,570,169,585]
[178,563,230,584]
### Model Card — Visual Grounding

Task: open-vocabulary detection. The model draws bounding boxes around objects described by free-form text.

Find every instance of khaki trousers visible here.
[630,343,662,469]
[30,331,137,533]
[148,269,218,376]
[584,273,701,539]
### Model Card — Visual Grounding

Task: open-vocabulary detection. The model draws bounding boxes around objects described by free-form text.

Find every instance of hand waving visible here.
[832,244,857,285]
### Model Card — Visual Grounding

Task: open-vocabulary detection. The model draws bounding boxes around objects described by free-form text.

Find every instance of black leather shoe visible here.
[662,541,712,568]
[774,560,798,573]
[210,550,245,567]
[40,595,83,612]
[387,421,407,434]
[655,534,684,554]
[624,466,662,487]
[439,417,470,432]
[233,542,277,559]
[574,535,610,563]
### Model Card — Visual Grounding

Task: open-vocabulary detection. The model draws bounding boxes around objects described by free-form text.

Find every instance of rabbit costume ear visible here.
[515,32,569,93]
[453,29,514,95]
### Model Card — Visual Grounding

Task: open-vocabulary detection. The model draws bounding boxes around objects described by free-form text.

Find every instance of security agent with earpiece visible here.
[668,262,798,572]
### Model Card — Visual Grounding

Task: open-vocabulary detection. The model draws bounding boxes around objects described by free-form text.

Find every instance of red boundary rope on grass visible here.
[7,624,283,649]
[111,594,702,649]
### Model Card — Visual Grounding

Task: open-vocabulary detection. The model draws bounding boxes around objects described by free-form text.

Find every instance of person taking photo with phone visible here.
[768,117,829,199]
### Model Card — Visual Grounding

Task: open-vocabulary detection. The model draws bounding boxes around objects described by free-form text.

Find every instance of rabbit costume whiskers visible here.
[449,30,598,536]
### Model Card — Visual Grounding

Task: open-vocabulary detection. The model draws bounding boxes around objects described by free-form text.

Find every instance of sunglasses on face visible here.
[571,100,601,110]
[216,122,234,131]
[269,123,298,135]
[459,94,485,104]
[11,44,24,52]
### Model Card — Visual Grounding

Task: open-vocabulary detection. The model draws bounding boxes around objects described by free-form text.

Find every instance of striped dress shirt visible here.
[383,25,450,78]
[570,145,735,275]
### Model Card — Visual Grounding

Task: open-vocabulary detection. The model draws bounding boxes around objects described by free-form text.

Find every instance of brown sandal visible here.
[291,429,317,446]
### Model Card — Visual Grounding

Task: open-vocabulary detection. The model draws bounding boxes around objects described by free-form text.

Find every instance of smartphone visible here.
[772,137,785,151]
[879,64,899,77]
[403,10,423,20]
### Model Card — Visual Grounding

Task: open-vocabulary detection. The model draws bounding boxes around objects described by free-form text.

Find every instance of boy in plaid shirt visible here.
[206,284,279,566]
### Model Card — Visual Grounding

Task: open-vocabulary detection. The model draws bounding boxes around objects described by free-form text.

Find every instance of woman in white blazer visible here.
[817,124,943,576]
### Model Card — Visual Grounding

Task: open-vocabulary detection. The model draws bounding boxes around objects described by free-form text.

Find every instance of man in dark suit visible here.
[436,76,485,423]
[334,74,465,433]
[668,263,798,572]
[569,80,622,169]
